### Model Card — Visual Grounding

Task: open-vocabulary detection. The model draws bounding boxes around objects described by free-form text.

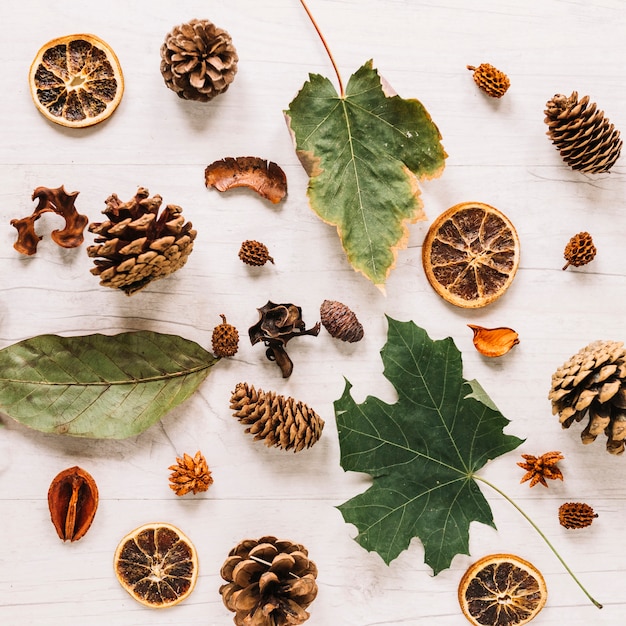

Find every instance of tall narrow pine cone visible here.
[320,299,364,342]
[558,502,597,529]
[168,451,213,496]
[549,340,626,454]
[160,19,238,102]
[220,536,318,626]
[467,63,510,98]
[544,91,622,173]
[87,188,197,295]
[230,382,324,452]
[562,231,596,270]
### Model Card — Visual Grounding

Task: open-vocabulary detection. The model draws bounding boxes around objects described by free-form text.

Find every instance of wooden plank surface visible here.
[1,1,625,624]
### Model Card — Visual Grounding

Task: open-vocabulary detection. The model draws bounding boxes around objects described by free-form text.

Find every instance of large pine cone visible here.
[219,536,318,626]
[160,19,238,102]
[549,340,626,454]
[230,382,324,452]
[87,187,197,295]
[544,91,622,173]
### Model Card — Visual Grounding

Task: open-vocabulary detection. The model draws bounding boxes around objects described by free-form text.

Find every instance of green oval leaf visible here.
[0,331,218,439]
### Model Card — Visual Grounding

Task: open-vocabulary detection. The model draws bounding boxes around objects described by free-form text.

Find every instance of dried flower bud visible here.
[48,466,99,541]
[168,451,213,496]
[468,324,519,357]
[558,502,597,529]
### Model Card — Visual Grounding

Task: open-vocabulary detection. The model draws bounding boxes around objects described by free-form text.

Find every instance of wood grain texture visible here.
[1,0,625,624]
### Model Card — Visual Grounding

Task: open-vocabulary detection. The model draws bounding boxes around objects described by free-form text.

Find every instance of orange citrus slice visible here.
[422,202,520,308]
[458,553,547,626]
[113,522,198,608]
[29,34,123,128]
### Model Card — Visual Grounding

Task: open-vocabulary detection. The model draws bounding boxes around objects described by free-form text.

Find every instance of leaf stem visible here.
[298,0,345,97]
[474,474,602,609]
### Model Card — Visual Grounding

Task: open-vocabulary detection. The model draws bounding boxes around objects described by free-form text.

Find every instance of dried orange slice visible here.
[422,202,520,308]
[113,522,198,608]
[29,34,123,128]
[458,553,547,625]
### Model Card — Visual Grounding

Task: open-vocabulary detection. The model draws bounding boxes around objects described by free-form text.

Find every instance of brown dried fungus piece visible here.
[11,186,88,255]
[205,156,287,204]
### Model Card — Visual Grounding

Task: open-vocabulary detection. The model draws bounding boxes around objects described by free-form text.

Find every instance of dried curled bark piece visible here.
[205,156,287,204]
[11,186,88,255]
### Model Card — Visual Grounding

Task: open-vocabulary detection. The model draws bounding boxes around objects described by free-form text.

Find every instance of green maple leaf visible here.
[335,316,523,573]
[285,61,446,288]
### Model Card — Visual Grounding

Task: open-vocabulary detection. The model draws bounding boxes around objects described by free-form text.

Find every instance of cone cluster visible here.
[230,382,324,452]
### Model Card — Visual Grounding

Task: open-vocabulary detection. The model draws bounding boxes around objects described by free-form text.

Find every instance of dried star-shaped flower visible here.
[168,451,213,496]
[518,451,564,488]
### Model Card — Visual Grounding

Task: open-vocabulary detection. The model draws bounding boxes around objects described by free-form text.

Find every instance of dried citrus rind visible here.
[422,201,520,308]
[29,34,124,128]
[458,553,547,626]
[113,522,198,608]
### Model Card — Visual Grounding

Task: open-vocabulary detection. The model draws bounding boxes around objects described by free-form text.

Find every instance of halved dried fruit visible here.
[29,34,124,128]
[458,553,547,625]
[114,522,198,608]
[422,202,520,308]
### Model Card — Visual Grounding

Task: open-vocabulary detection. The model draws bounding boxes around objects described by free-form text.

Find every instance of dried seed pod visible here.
[205,156,287,203]
[468,324,519,357]
[48,466,99,541]
[467,63,510,98]
[562,232,597,270]
[212,314,239,357]
[558,502,597,529]
[517,451,564,488]
[320,299,364,343]
[238,240,274,266]
[168,451,213,496]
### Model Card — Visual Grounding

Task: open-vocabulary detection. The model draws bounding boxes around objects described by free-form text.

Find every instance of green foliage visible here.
[285,61,446,288]
[0,331,218,439]
[335,316,523,573]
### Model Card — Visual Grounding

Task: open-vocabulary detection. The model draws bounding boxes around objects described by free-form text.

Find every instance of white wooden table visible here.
[1,1,624,624]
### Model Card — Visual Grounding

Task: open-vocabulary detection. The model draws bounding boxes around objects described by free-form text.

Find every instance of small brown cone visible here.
[219,535,318,626]
[320,300,364,343]
[160,19,238,102]
[212,314,239,357]
[544,91,622,173]
[168,451,213,496]
[87,188,197,295]
[467,63,510,98]
[558,502,597,529]
[230,382,324,452]
[549,340,626,454]
[239,240,274,266]
[562,231,597,270]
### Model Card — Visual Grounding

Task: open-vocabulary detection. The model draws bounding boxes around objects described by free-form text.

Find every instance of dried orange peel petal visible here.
[468,324,519,357]
[29,34,124,128]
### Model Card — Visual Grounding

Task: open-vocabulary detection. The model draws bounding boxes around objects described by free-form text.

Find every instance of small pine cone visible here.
[320,299,364,343]
[558,502,597,529]
[87,187,197,295]
[168,451,213,496]
[219,535,318,626]
[467,63,510,98]
[239,240,274,266]
[544,91,622,173]
[160,19,238,102]
[230,382,324,452]
[562,232,597,270]
[212,314,239,357]
[549,340,626,454]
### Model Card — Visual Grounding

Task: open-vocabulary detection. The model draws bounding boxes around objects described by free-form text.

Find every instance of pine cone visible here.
[230,382,324,452]
[239,240,274,266]
[549,340,626,454]
[168,451,213,496]
[467,63,510,98]
[87,188,197,295]
[160,19,238,102]
[320,299,364,343]
[558,502,597,529]
[212,314,239,357]
[219,535,318,626]
[562,231,596,270]
[544,92,622,173]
